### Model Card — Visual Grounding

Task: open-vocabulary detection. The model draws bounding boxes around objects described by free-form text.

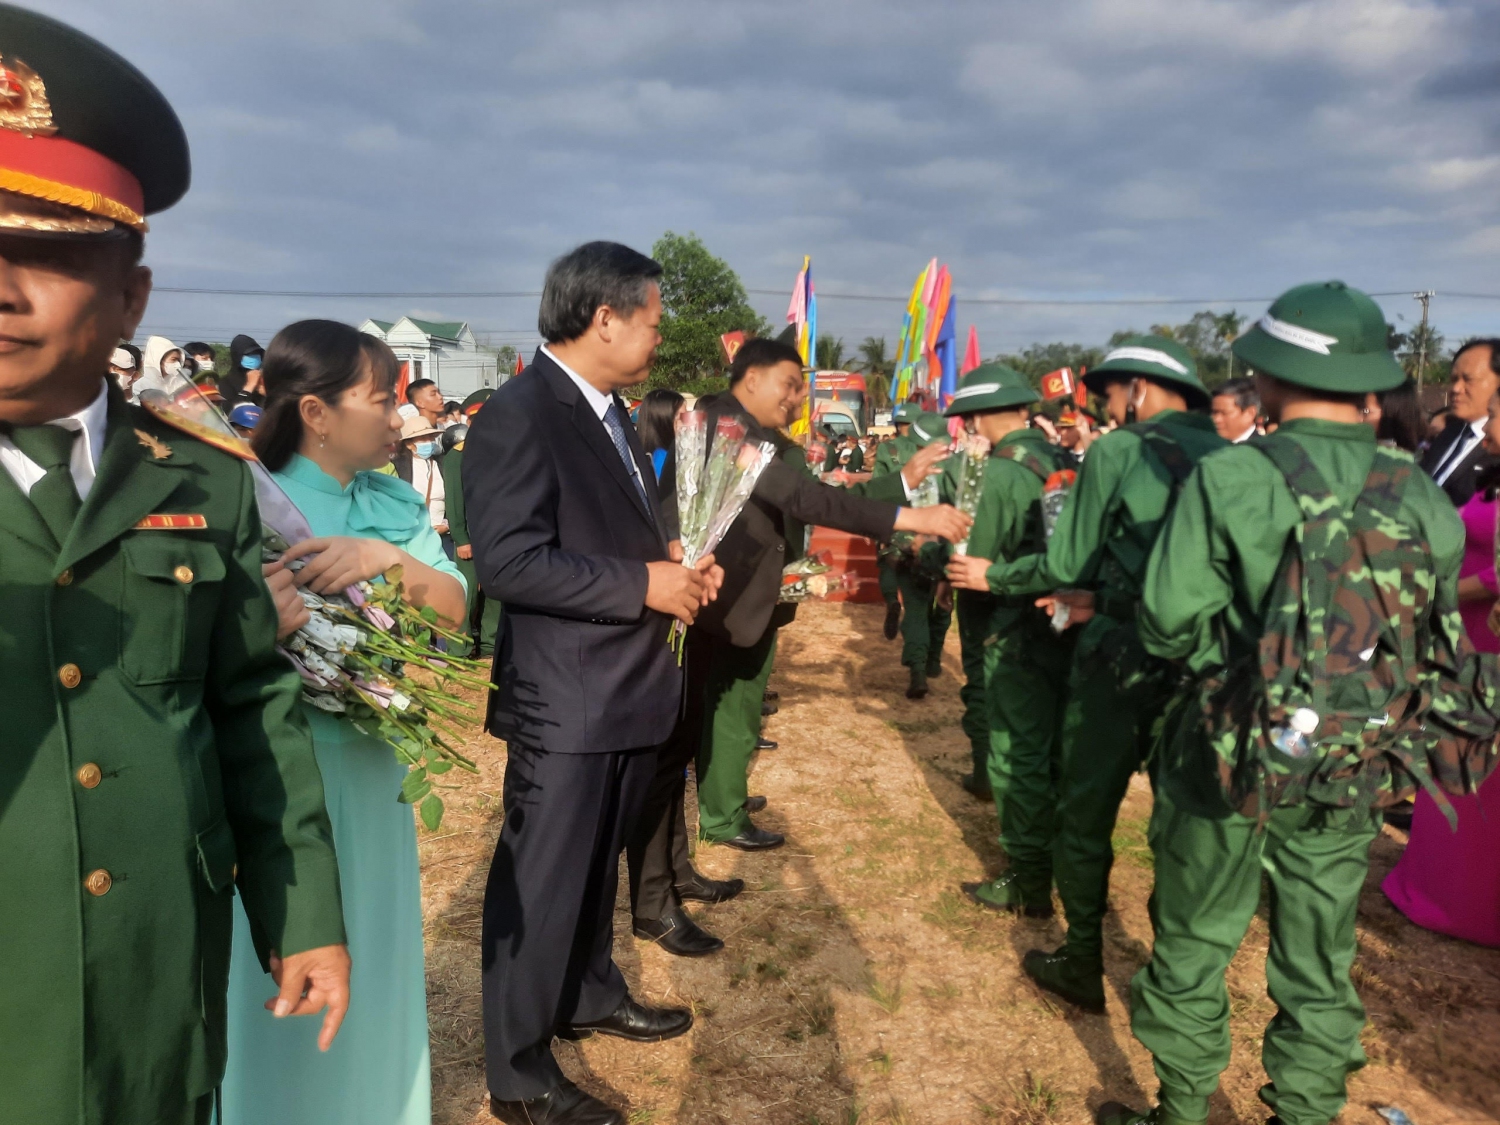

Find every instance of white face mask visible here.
[1128,379,1147,414]
[162,359,183,378]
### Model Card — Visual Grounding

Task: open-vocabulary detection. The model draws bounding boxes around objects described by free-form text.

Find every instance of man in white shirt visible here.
[1421,337,1500,507]
[1210,377,1261,443]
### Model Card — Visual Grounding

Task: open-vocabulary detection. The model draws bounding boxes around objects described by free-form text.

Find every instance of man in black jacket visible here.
[464,242,722,1125]
[625,338,968,956]
[1420,337,1500,507]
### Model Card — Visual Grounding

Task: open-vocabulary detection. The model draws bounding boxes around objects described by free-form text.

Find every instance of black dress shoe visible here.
[675,869,746,904]
[562,993,693,1042]
[756,737,778,750]
[633,904,724,957]
[719,823,785,851]
[883,602,901,639]
[745,795,768,813]
[761,699,779,716]
[490,1078,623,1125]
[763,688,779,702]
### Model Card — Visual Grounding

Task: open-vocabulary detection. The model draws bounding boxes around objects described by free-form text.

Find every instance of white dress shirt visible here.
[0,379,109,500]
[1232,423,1257,444]
[541,344,613,421]
[1433,418,1486,486]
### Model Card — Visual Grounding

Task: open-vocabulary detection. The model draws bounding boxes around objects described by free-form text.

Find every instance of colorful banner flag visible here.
[961,326,981,376]
[1040,367,1076,400]
[720,330,746,365]
[787,256,816,436]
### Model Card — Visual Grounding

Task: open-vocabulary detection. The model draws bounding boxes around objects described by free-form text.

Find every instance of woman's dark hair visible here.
[251,319,400,471]
[1376,377,1422,453]
[537,241,662,343]
[637,388,684,453]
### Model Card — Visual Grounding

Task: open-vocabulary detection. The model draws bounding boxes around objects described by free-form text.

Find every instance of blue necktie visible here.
[602,402,650,509]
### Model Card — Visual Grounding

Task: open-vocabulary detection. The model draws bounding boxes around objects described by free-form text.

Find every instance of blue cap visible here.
[227,403,263,429]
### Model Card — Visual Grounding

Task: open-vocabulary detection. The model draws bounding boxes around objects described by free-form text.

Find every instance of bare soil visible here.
[422,601,1500,1125]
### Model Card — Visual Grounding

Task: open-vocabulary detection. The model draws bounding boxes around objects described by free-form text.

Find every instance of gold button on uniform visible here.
[84,869,112,896]
[56,568,72,586]
[58,663,81,689]
[173,565,194,584]
[76,763,102,789]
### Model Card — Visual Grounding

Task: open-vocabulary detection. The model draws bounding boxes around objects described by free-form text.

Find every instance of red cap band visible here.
[0,129,145,226]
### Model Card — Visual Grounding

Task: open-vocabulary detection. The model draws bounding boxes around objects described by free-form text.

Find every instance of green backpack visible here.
[1179,434,1499,825]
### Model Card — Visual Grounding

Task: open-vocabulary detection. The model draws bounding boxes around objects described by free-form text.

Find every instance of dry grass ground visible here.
[421,601,1500,1125]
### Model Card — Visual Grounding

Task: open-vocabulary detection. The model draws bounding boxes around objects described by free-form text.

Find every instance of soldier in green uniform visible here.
[949,336,1224,1007]
[1100,282,1500,1125]
[443,388,502,657]
[893,411,956,699]
[872,402,918,638]
[941,366,1078,908]
[0,9,348,1123]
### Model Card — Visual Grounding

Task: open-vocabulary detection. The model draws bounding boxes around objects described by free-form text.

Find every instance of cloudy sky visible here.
[49,0,1500,361]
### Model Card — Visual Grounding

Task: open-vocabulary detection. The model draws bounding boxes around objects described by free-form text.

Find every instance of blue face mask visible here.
[415,441,438,459]
[241,354,262,370]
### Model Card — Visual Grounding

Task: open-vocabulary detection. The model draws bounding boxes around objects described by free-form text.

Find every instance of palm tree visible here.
[856,336,895,408]
[816,335,847,370]
[1214,311,1245,379]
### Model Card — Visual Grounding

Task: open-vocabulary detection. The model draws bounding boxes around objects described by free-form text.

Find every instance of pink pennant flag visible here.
[961,325,981,375]
[786,269,807,330]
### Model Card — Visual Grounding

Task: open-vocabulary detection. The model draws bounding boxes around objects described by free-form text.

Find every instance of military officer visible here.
[871,401,919,638]
[949,336,1224,1008]
[0,9,348,1123]
[443,388,501,657]
[942,365,1077,911]
[1100,282,1493,1125]
[893,411,956,699]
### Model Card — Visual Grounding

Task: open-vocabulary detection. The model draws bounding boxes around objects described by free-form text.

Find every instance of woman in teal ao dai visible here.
[219,321,468,1125]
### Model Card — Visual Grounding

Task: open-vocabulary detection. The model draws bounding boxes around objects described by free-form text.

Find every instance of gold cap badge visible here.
[0,55,55,137]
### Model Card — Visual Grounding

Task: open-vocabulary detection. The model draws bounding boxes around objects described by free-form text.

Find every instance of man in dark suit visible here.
[625,338,969,955]
[1421,337,1500,507]
[464,241,722,1125]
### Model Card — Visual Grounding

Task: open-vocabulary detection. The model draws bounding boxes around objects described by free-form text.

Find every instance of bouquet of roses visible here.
[949,433,991,556]
[141,377,489,831]
[672,410,777,656]
[778,550,857,603]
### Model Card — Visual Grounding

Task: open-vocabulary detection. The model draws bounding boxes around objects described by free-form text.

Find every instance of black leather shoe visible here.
[756,737,778,750]
[761,699,779,716]
[905,668,928,699]
[490,1078,623,1125]
[960,772,992,800]
[926,656,943,678]
[718,823,785,850]
[633,905,724,957]
[883,602,901,639]
[745,795,768,813]
[561,994,693,1043]
[675,869,745,904]
[763,688,779,702]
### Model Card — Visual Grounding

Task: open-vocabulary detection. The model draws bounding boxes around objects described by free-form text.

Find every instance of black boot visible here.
[906,666,928,699]
[883,602,901,640]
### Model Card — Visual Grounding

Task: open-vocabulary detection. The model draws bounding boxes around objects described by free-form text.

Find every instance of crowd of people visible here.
[4,11,1500,1125]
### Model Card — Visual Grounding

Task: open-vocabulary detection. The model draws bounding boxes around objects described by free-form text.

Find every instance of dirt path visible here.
[422,601,1500,1125]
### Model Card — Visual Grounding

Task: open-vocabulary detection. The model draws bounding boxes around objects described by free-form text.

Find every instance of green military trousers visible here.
[878,555,899,608]
[454,556,502,659]
[986,616,1075,901]
[1131,786,1380,1125]
[696,626,778,842]
[1052,614,1173,963]
[955,590,992,779]
[896,569,951,671]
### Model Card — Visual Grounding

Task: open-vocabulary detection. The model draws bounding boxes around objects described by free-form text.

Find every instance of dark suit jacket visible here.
[662,393,900,648]
[1421,417,1497,508]
[463,354,679,753]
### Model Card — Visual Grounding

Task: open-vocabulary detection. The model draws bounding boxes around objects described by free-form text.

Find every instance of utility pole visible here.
[1413,290,1435,391]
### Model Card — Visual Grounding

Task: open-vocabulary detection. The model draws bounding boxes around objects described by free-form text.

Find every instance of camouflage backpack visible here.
[1183,433,1500,825]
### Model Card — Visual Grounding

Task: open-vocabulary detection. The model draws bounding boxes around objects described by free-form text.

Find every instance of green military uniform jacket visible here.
[987,410,1225,610]
[441,444,469,548]
[1139,419,1464,672]
[0,384,346,1125]
[872,433,916,478]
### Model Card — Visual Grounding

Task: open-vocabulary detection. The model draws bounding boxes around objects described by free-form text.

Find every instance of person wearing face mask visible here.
[183,340,217,384]
[222,333,267,407]
[947,334,1224,1014]
[108,344,141,401]
[135,334,184,397]
[399,414,449,546]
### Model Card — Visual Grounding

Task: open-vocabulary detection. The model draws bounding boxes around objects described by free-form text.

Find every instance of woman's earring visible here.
[319,432,326,448]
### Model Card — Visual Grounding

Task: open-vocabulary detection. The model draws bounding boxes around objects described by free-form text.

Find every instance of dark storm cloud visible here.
[47,0,1500,356]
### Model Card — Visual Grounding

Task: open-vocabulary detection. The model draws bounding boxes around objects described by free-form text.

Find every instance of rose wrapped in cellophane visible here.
[949,433,991,556]
[671,410,777,657]
[140,376,490,830]
[778,550,857,603]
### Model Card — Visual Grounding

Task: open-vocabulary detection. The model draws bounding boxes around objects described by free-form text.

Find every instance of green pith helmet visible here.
[892,402,919,424]
[1232,280,1405,393]
[909,411,952,446]
[944,362,1040,417]
[461,388,492,412]
[1083,334,1210,409]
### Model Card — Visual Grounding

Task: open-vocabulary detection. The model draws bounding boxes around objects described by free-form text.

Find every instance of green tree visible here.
[855,336,894,408]
[1397,322,1447,384]
[995,341,1106,390]
[649,230,767,393]
[816,335,847,370]
[494,345,518,382]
